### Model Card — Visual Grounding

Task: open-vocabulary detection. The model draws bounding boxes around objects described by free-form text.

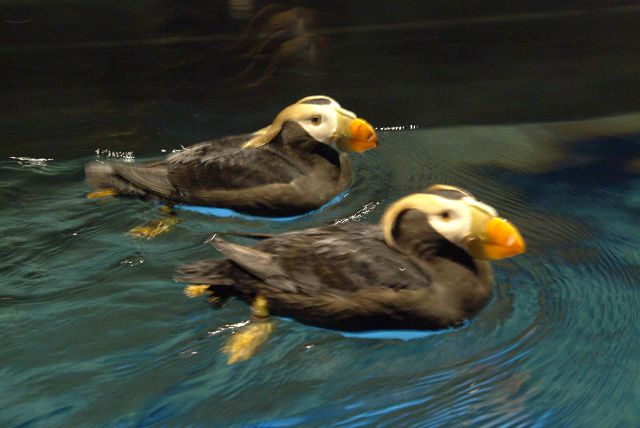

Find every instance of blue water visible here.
[2,120,640,427]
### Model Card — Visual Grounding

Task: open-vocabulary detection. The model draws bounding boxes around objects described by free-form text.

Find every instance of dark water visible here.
[2,117,640,427]
[4,1,640,426]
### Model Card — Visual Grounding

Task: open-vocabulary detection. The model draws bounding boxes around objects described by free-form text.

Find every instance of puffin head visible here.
[242,95,378,153]
[382,185,526,260]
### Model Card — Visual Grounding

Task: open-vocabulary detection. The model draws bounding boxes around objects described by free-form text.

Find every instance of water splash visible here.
[9,156,53,167]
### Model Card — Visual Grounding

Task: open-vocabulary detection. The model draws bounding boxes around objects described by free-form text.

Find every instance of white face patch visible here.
[296,104,340,145]
[427,196,500,250]
[425,196,473,247]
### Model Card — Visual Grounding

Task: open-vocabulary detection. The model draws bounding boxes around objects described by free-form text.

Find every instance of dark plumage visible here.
[87,124,350,216]
[85,96,377,216]
[178,221,492,331]
[177,188,526,332]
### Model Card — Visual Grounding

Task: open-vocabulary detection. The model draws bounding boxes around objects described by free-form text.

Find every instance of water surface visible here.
[5,2,640,425]
[2,115,640,426]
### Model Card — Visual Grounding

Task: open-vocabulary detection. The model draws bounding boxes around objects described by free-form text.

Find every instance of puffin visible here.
[85,96,377,218]
[177,185,526,362]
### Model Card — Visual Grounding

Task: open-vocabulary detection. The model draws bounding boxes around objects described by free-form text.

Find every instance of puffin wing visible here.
[165,137,304,191]
[164,138,344,214]
[209,227,460,330]
[213,237,299,292]
[180,226,473,330]
[212,225,431,295]
[86,134,283,199]
[107,162,175,197]
[87,130,346,214]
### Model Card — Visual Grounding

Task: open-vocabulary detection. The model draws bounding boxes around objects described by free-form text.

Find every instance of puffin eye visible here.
[310,115,322,126]
[440,211,452,221]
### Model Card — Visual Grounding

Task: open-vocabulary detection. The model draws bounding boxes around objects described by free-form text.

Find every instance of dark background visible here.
[3,0,640,158]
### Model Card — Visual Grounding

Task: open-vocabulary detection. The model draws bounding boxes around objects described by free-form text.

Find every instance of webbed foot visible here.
[184,284,210,298]
[223,321,274,364]
[87,188,117,199]
[222,295,273,364]
[128,213,180,239]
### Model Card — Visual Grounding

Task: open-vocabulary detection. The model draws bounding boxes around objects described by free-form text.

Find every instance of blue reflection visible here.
[174,191,349,221]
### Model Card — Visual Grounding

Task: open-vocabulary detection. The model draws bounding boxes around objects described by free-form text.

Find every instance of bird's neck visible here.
[271,133,342,169]
[398,234,478,274]
[391,209,478,274]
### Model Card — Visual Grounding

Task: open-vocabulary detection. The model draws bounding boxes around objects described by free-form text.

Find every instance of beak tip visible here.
[345,118,378,153]
[481,217,526,260]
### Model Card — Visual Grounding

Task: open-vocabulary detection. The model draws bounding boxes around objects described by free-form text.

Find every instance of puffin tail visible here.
[84,161,150,198]
[175,259,241,303]
[175,259,237,287]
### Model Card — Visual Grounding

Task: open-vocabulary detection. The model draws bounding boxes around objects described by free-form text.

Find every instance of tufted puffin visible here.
[177,185,526,362]
[85,96,377,219]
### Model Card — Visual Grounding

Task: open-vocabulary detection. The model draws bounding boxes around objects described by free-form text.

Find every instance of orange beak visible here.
[336,118,378,153]
[468,217,526,260]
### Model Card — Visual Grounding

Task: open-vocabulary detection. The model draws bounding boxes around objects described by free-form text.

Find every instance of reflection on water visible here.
[227,5,323,88]
[2,113,640,426]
